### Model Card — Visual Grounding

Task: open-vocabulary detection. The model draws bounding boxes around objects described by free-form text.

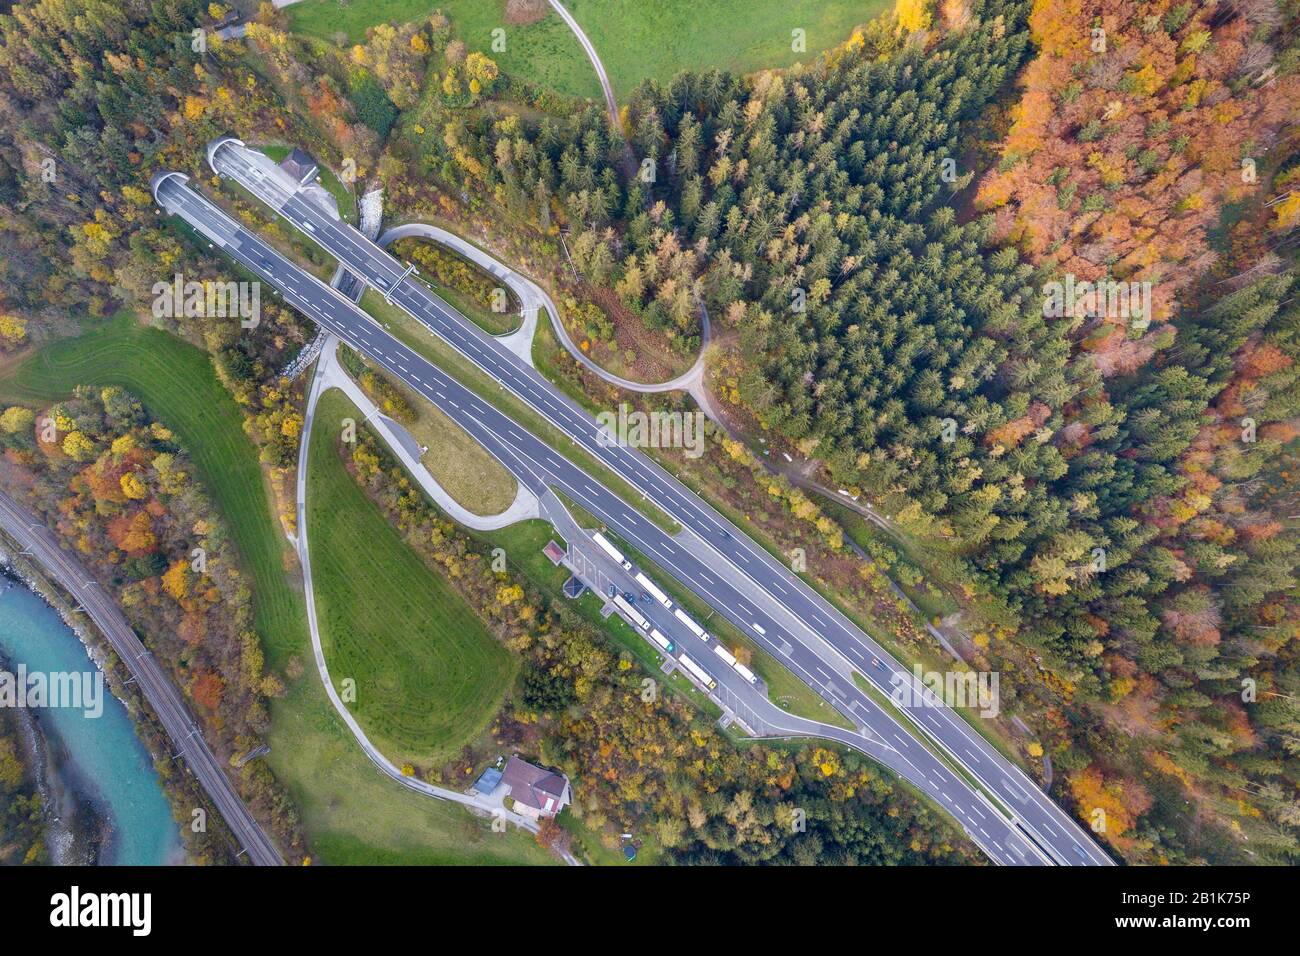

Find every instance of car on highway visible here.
[167,150,1123,871]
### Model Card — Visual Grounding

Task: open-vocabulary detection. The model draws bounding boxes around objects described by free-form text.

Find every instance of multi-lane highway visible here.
[160,146,1113,866]
[0,488,283,866]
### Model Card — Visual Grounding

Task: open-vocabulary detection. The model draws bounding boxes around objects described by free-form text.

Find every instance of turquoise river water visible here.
[0,572,182,864]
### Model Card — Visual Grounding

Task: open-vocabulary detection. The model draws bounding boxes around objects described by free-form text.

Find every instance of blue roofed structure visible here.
[470,767,503,797]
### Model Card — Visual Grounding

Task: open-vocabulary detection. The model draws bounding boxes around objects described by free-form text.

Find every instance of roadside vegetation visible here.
[551,488,600,529]
[209,173,340,283]
[357,288,682,534]
[391,237,522,335]
[336,344,520,516]
[823,501,963,623]
[258,144,358,224]
[659,426,1037,771]
[480,517,716,713]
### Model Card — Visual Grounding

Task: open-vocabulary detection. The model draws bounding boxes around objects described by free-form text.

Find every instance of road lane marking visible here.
[190,167,1111,868]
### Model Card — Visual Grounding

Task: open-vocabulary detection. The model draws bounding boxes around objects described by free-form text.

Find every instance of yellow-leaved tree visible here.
[896,0,932,33]
[0,313,27,351]
[120,472,148,500]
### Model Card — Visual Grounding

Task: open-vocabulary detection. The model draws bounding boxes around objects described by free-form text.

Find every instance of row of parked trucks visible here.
[593,532,758,690]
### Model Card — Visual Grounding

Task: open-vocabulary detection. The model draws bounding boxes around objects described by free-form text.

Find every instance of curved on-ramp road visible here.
[378,222,710,396]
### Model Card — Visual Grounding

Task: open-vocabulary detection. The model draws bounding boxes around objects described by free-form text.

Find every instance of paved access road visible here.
[376,222,710,394]
[161,157,1111,866]
[0,489,283,866]
[547,1,620,135]
[293,347,580,864]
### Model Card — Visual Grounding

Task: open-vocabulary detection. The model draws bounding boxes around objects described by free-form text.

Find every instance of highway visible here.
[542,489,819,738]
[163,151,1112,866]
[0,488,283,866]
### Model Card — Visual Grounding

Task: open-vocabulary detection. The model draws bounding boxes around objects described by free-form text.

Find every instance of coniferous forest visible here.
[0,0,1296,866]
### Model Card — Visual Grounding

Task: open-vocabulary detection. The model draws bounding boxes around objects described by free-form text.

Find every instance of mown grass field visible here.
[0,317,550,864]
[290,0,599,98]
[307,388,517,765]
[272,672,554,865]
[0,314,306,665]
[564,0,889,98]
[288,0,884,100]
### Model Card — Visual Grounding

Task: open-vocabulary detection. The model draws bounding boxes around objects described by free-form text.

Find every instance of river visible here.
[0,568,183,865]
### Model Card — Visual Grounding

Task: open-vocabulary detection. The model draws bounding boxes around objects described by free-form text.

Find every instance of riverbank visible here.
[0,659,53,865]
[0,551,185,865]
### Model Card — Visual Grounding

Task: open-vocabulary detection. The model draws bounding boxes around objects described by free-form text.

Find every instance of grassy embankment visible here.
[336,346,519,516]
[0,316,552,864]
[306,388,517,766]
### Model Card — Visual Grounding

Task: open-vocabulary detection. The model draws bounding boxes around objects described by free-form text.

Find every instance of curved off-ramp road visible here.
[379,222,710,400]
[313,336,540,529]
[0,489,283,866]
[295,347,579,864]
